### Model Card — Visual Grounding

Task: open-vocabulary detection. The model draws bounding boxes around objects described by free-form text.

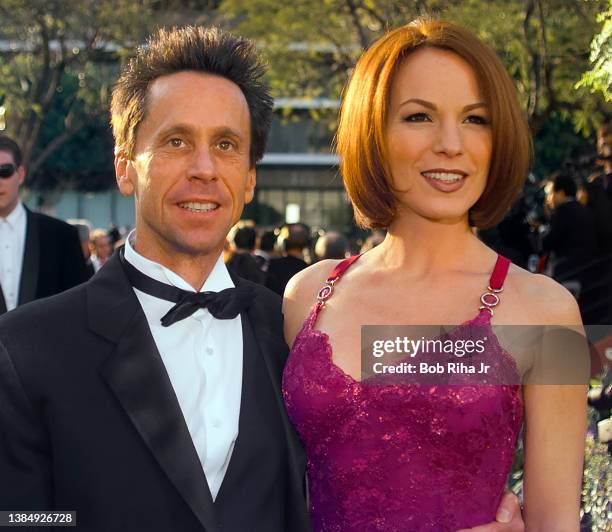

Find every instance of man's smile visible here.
[177,201,220,213]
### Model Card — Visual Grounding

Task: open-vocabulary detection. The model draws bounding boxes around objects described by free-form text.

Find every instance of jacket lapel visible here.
[0,286,6,314]
[88,254,219,532]
[18,207,39,306]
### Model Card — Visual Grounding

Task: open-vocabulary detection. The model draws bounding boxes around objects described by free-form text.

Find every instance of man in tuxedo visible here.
[0,135,88,315]
[0,27,309,532]
[89,228,113,273]
[266,223,310,295]
[0,26,523,532]
[543,174,597,285]
[543,174,598,323]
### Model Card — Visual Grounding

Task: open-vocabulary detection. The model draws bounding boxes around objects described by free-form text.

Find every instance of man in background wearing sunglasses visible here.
[0,135,88,315]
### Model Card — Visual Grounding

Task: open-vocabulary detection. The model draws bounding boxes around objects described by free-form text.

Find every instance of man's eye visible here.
[169,138,183,147]
[465,115,490,125]
[168,138,184,148]
[403,113,430,122]
[218,140,234,151]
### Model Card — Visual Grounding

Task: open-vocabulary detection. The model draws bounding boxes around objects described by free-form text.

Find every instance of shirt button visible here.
[206,346,214,356]
[212,419,221,428]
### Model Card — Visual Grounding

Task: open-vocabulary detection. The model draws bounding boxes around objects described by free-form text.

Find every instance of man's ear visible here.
[244,167,256,204]
[114,153,135,197]
[16,166,25,187]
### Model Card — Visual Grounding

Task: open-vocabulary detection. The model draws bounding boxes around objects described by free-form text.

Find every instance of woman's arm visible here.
[522,279,587,531]
[523,384,586,530]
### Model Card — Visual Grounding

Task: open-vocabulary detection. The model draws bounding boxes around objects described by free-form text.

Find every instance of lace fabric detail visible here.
[282,257,523,531]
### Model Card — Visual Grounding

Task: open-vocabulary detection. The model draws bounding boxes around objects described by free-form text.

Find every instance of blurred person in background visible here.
[477,194,533,269]
[254,228,277,273]
[359,228,386,253]
[266,222,310,295]
[577,178,612,324]
[314,231,349,261]
[542,174,597,321]
[0,135,87,315]
[226,220,264,284]
[89,228,113,272]
[107,224,122,247]
[68,219,96,279]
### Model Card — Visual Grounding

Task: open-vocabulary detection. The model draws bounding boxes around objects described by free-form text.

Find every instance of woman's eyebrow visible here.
[398,99,488,112]
[399,98,436,110]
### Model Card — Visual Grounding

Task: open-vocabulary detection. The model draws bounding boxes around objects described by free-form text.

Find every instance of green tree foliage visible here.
[221,0,609,175]
[29,75,116,191]
[0,0,154,181]
[2,0,607,189]
[576,0,612,102]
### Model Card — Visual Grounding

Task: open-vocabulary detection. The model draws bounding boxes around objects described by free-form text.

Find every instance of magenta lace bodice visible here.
[282,256,523,531]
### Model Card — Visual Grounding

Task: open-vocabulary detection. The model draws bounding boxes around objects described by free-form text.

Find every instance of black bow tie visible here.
[119,249,254,327]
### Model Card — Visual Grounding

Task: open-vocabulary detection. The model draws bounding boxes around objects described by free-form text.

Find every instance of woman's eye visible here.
[403,113,430,122]
[168,138,184,148]
[465,115,490,125]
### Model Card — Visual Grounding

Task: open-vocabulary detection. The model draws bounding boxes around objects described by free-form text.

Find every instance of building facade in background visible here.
[26,98,353,233]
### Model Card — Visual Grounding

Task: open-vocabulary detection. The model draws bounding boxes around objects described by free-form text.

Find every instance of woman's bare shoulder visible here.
[284,259,343,304]
[282,259,343,346]
[505,264,582,326]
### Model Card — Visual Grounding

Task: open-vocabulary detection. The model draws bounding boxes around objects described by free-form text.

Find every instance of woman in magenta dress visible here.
[282,19,586,532]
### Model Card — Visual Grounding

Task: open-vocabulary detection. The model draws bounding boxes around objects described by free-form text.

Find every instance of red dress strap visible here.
[488,255,511,291]
[327,254,362,282]
[479,255,511,317]
[316,254,362,308]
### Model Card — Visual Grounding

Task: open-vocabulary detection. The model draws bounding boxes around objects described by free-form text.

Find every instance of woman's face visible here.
[385,47,492,226]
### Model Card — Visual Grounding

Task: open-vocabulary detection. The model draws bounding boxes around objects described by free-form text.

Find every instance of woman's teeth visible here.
[422,172,464,183]
[179,202,218,212]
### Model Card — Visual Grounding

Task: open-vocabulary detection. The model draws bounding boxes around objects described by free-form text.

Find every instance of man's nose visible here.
[189,146,217,181]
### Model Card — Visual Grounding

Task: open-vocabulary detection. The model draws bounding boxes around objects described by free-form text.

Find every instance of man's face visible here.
[545,181,565,209]
[94,235,112,260]
[115,71,256,264]
[0,150,25,218]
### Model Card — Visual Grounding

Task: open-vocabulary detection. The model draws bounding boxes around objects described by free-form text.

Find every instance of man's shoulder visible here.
[29,210,78,236]
[557,200,596,228]
[557,200,586,215]
[270,255,306,265]
[268,255,307,273]
[0,282,87,337]
[240,277,282,310]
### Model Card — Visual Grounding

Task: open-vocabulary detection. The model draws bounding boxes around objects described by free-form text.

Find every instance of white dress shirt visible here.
[124,232,243,500]
[0,202,26,311]
[91,256,104,273]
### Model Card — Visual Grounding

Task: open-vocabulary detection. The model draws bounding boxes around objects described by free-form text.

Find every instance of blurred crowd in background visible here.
[66,120,612,328]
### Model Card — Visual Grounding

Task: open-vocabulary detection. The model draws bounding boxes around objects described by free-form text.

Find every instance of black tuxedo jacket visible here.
[542,200,597,282]
[0,253,309,531]
[0,207,88,314]
[265,256,308,296]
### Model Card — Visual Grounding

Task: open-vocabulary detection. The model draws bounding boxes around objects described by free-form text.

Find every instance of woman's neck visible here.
[371,213,484,276]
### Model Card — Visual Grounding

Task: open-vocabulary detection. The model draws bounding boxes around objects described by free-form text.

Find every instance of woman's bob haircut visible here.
[336,18,532,229]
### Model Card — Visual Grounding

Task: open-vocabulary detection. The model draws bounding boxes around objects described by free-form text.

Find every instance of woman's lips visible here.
[421,171,466,193]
